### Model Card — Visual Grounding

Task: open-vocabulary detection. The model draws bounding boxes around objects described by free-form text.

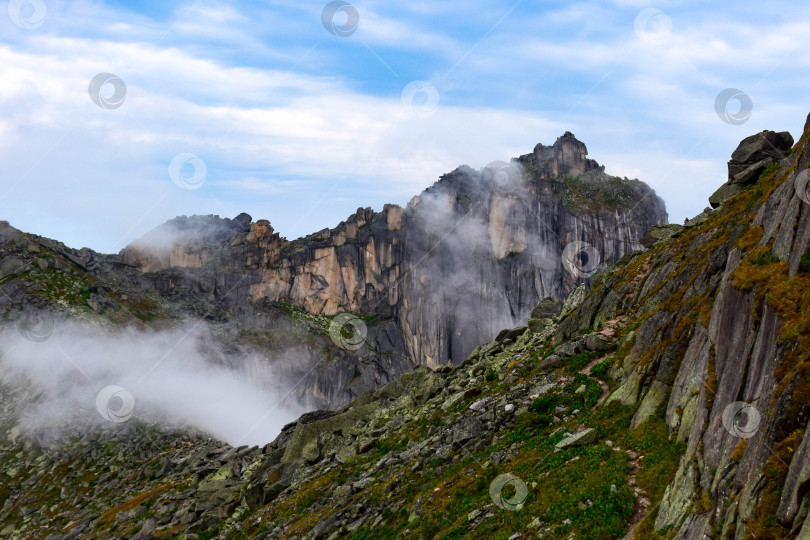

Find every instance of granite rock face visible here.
[119,133,666,394]
[555,115,810,538]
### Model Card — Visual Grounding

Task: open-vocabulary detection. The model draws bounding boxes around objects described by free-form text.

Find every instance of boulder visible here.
[730,158,774,185]
[451,417,484,446]
[584,334,610,352]
[302,440,320,463]
[0,256,26,277]
[709,129,793,208]
[527,318,554,333]
[494,327,526,344]
[531,297,563,320]
[709,183,745,209]
[727,130,793,183]
[554,428,597,452]
[639,224,684,248]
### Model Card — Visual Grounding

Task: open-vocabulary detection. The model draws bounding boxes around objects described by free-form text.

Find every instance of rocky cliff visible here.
[0,133,665,413]
[118,133,665,406]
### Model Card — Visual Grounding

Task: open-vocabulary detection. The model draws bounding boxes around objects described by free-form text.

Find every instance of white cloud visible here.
[0,0,808,251]
[0,321,304,446]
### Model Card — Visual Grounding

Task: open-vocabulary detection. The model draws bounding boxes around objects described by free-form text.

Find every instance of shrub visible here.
[533,413,554,427]
[590,359,612,379]
[531,394,558,414]
[568,351,594,371]
[750,250,779,266]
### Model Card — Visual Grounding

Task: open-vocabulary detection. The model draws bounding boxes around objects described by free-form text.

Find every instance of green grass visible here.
[759,162,781,180]
[568,351,595,371]
[589,358,613,379]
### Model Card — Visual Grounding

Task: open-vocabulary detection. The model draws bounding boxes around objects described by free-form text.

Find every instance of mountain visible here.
[2,119,806,539]
[116,132,665,408]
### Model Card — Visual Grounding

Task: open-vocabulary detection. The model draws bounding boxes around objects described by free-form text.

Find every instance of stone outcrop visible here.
[554,428,597,451]
[727,130,793,184]
[709,129,794,208]
[525,131,605,180]
[639,223,683,248]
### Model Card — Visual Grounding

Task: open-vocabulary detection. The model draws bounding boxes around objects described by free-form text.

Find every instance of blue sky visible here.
[0,0,808,252]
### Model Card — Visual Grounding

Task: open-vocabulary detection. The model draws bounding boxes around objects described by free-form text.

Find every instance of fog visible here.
[0,319,304,447]
[398,160,568,363]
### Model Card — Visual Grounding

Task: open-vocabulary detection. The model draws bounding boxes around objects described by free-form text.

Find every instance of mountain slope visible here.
[2,119,807,539]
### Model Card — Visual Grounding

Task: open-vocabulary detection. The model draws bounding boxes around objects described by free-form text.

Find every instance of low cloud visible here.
[0,319,304,447]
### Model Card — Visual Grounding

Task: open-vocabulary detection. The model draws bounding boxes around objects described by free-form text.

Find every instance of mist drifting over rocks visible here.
[0,319,303,446]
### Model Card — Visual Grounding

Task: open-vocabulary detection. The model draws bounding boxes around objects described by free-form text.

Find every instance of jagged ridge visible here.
[0,117,809,539]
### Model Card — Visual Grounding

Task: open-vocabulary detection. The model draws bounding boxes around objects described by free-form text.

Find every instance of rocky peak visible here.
[528,131,605,180]
[120,213,259,272]
[65,135,666,408]
[709,129,795,208]
[728,130,793,183]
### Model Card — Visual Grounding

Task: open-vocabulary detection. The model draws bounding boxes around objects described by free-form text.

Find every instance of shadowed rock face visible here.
[121,133,666,374]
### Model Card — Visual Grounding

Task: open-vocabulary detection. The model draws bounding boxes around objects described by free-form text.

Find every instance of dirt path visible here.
[620,449,650,540]
[577,317,623,410]
[575,317,649,539]
[579,355,610,409]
